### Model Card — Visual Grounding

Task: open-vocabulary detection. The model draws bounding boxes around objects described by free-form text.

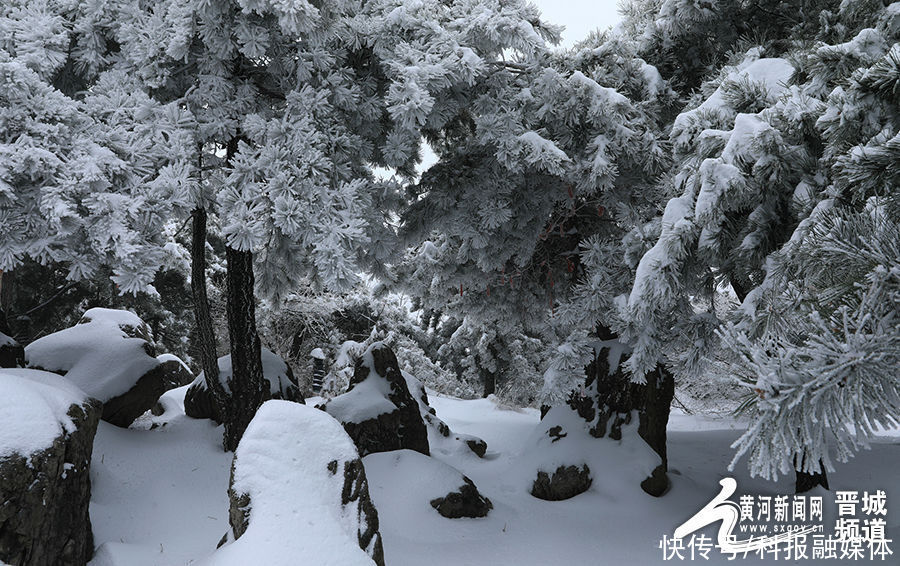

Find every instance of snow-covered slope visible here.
[86,389,900,565]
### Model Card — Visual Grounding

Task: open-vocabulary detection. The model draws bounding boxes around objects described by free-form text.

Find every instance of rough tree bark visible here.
[223,245,266,451]
[482,374,496,398]
[566,324,675,496]
[481,343,499,398]
[0,270,15,338]
[191,206,226,418]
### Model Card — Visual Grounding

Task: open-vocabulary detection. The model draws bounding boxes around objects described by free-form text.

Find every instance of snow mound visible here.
[363,449,492,518]
[189,348,296,396]
[24,308,160,401]
[403,371,487,459]
[512,405,660,499]
[0,368,92,458]
[325,373,396,423]
[202,401,378,566]
[364,449,471,505]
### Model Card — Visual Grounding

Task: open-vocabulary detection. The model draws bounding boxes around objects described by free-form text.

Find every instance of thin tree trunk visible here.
[483,342,501,397]
[795,454,829,493]
[482,372,496,398]
[223,245,266,451]
[0,270,10,336]
[191,206,225,416]
[638,364,675,496]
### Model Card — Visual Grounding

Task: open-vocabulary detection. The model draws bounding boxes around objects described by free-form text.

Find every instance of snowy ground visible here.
[87,389,900,565]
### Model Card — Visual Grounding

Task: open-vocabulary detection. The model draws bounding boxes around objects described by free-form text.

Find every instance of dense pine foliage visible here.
[1,0,897,484]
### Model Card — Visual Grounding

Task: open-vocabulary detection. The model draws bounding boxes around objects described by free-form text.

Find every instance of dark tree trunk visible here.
[0,270,13,337]
[191,206,226,417]
[223,245,266,451]
[482,372,496,398]
[566,325,675,496]
[482,342,501,398]
[795,455,829,493]
[638,364,675,496]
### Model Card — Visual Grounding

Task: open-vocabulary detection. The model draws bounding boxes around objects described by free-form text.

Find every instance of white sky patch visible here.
[531,0,623,47]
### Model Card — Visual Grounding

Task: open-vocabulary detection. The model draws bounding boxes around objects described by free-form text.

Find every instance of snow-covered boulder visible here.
[204,400,384,566]
[323,343,429,457]
[516,405,660,501]
[24,308,191,427]
[0,331,24,368]
[363,450,492,519]
[0,368,101,566]
[403,371,487,458]
[183,348,303,423]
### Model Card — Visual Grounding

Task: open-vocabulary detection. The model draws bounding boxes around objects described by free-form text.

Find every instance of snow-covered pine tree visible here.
[718,4,900,491]
[397,19,682,493]
[95,0,402,449]
[89,0,570,449]
[720,197,900,491]
[0,1,195,300]
[622,0,900,490]
[432,314,547,402]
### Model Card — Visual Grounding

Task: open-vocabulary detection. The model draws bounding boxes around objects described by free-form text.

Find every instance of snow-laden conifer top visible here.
[671,57,794,144]
[0,368,91,459]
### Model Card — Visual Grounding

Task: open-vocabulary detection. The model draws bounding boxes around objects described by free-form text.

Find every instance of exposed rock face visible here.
[340,458,384,565]
[102,359,193,427]
[404,372,487,458]
[0,332,24,369]
[25,308,191,428]
[0,370,101,566]
[531,465,593,501]
[430,477,493,519]
[217,401,383,566]
[184,349,303,423]
[324,343,429,457]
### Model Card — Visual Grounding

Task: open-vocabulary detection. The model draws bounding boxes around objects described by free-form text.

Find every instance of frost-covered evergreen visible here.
[397,15,683,493]
[622,0,900,484]
[0,1,193,295]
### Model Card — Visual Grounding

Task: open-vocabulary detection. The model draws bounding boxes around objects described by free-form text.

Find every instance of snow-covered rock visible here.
[183,348,303,423]
[364,450,492,519]
[323,343,429,457]
[517,405,660,501]
[203,400,384,566]
[24,308,191,427]
[0,368,101,565]
[403,371,487,458]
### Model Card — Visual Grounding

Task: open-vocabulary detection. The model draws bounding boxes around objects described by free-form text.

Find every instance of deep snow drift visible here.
[85,388,900,565]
